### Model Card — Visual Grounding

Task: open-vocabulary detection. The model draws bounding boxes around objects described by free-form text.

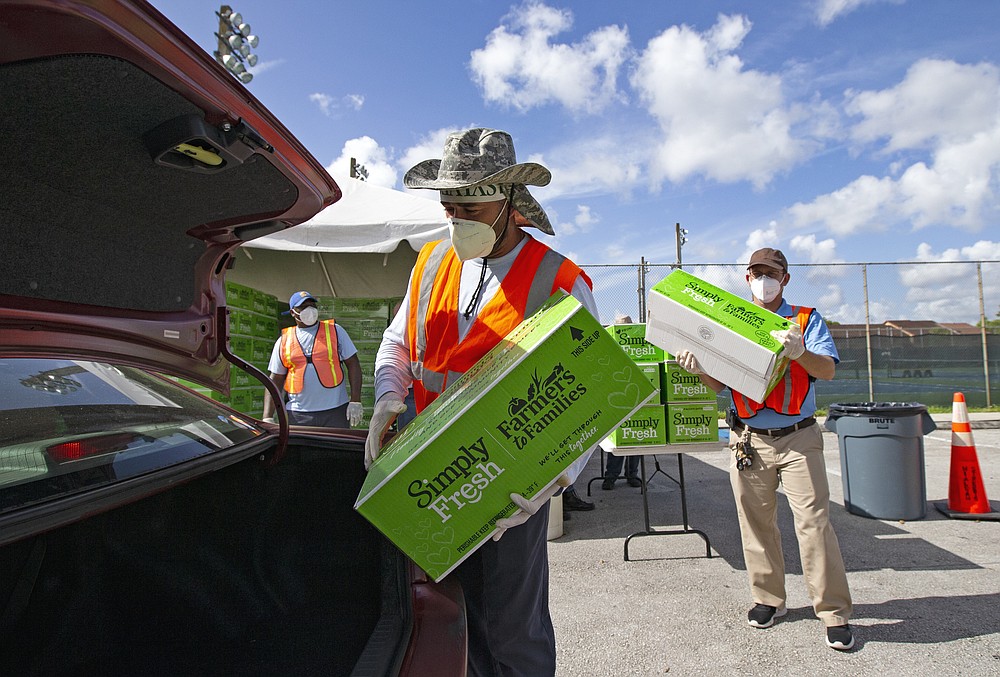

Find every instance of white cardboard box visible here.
[645,270,791,402]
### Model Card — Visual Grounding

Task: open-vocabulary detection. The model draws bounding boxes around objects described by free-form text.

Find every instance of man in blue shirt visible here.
[676,248,854,652]
[262,291,363,428]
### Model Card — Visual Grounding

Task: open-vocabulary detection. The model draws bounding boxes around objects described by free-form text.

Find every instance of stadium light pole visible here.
[350,157,369,181]
[674,222,688,269]
[214,5,259,84]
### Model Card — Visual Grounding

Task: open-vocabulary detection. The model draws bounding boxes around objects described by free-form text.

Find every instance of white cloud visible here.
[604,243,625,259]
[789,233,841,265]
[787,175,895,236]
[346,94,365,111]
[790,59,1000,236]
[814,0,904,27]
[817,283,843,310]
[960,240,1000,260]
[469,2,630,114]
[309,92,366,117]
[574,204,597,228]
[740,222,781,265]
[557,204,598,236]
[895,241,1000,322]
[824,299,893,324]
[246,58,284,76]
[309,93,335,116]
[326,136,398,187]
[847,59,1000,152]
[789,233,849,282]
[535,134,645,199]
[630,14,811,189]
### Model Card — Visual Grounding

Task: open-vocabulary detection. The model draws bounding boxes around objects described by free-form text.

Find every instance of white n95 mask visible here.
[296,306,319,326]
[448,200,508,261]
[750,276,782,303]
[449,218,497,261]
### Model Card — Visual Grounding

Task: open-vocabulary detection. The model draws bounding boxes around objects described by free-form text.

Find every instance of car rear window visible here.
[0,358,264,513]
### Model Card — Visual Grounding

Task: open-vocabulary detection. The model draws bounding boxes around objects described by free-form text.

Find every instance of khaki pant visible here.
[730,423,852,626]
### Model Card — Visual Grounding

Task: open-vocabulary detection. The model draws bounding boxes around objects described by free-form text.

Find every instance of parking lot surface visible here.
[548,414,1000,676]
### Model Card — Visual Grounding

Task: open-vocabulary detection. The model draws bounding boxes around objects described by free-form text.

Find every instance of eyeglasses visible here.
[748,268,781,280]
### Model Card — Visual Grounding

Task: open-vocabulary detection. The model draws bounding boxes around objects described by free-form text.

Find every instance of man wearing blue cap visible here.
[262,290,364,428]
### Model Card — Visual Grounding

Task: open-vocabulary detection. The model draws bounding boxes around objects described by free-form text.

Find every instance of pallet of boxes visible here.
[227,281,282,417]
[603,322,720,458]
[313,295,401,429]
[171,281,280,417]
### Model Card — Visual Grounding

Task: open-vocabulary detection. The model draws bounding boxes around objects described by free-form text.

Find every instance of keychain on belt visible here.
[733,428,755,471]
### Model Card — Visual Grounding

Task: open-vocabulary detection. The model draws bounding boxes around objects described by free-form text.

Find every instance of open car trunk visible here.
[0,437,424,676]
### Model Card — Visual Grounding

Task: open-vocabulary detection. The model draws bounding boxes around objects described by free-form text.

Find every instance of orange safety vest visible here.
[407,235,591,412]
[278,320,344,393]
[732,306,814,419]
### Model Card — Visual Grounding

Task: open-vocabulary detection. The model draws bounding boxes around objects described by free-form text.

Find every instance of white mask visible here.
[750,275,782,303]
[296,306,319,326]
[448,200,508,261]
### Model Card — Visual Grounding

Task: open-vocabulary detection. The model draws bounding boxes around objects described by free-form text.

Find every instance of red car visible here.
[0,1,465,674]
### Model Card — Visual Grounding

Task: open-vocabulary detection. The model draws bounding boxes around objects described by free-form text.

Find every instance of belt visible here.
[731,415,816,439]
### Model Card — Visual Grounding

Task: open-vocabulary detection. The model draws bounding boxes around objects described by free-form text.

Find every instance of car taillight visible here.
[47,432,143,463]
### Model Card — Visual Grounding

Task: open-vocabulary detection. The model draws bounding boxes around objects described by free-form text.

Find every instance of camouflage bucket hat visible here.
[404,128,555,235]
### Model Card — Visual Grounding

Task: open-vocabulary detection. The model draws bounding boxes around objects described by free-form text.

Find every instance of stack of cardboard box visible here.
[173,285,402,424]
[221,281,280,416]
[314,296,402,429]
[169,281,280,417]
[605,322,719,451]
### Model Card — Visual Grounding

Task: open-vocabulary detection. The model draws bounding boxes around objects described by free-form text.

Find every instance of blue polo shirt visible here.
[268,323,357,412]
[734,300,838,429]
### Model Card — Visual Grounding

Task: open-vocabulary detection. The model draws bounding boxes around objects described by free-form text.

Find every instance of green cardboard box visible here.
[225,281,255,310]
[315,296,393,319]
[646,270,792,402]
[636,362,662,402]
[662,361,716,402]
[666,402,719,444]
[610,404,667,447]
[605,323,666,362]
[355,292,657,581]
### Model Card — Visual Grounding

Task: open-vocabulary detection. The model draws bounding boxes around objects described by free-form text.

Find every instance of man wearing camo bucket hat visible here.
[366,128,599,676]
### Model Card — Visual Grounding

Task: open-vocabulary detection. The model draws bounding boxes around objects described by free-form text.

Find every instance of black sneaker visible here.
[747,603,786,628]
[601,478,616,490]
[563,491,595,511]
[826,624,855,651]
[626,476,642,488]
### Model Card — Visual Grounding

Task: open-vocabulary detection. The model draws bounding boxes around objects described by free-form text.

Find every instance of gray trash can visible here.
[824,402,937,520]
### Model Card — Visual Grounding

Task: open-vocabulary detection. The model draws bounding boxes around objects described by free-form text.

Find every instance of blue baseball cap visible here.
[284,290,316,314]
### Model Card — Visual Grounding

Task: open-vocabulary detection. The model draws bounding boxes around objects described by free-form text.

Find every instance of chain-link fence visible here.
[581,259,1000,409]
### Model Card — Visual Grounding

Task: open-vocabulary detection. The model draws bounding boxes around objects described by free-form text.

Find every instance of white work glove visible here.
[262,416,276,424]
[675,349,704,375]
[492,472,572,542]
[770,323,805,360]
[346,401,364,427]
[364,395,408,469]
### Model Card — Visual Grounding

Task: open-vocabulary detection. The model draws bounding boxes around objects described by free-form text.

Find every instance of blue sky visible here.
[153,0,1000,323]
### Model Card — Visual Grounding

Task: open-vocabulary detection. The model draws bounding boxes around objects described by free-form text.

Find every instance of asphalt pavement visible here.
[547,413,1000,676]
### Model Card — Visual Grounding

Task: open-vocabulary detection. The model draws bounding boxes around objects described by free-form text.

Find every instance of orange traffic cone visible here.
[935,392,1000,520]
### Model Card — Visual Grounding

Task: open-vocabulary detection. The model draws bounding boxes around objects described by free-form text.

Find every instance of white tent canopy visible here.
[246,173,449,254]
[229,174,449,300]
